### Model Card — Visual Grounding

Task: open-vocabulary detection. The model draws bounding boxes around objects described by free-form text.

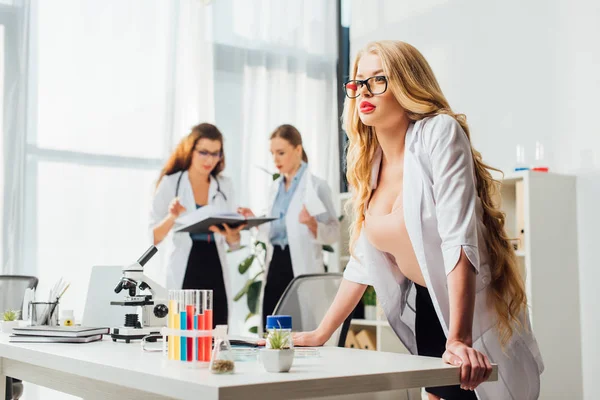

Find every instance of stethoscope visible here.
[175,171,228,203]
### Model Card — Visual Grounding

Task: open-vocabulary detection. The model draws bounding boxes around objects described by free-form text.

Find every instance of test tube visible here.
[533,141,549,172]
[203,290,213,362]
[173,290,181,360]
[179,290,187,361]
[167,291,177,360]
[185,290,196,362]
[195,290,205,362]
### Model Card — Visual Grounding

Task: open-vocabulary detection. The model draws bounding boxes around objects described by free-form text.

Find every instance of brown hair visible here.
[345,40,527,346]
[270,124,308,163]
[156,123,225,187]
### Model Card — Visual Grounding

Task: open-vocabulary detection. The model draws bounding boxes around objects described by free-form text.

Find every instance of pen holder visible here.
[28,300,59,326]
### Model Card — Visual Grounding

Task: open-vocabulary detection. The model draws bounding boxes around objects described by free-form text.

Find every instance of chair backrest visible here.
[0,275,38,316]
[272,273,353,347]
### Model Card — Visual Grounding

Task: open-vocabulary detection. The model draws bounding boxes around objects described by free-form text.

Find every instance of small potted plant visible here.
[362,286,377,320]
[259,327,294,372]
[1,309,20,334]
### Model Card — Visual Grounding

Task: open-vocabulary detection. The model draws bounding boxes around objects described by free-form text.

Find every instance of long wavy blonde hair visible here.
[345,40,526,346]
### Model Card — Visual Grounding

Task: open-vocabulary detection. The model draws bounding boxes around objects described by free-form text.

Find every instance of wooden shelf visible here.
[350,319,390,328]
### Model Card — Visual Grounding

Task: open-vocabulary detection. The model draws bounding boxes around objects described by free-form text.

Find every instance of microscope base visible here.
[111,326,162,343]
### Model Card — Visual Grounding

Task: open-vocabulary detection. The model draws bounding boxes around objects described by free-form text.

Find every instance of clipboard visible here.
[174,215,276,234]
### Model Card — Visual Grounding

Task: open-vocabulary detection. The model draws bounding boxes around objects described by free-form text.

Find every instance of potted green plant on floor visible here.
[362,286,377,320]
[1,309,20,334]
[259,326,294,372]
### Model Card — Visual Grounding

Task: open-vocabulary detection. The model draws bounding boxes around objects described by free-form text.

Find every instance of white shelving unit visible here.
[340,171,583,399]
[496,171,582,399]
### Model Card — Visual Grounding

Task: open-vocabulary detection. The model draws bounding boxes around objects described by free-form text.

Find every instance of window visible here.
[338,0,351,193]
[23,0,173,317]
[0,23,5,265]
[1,0,18,273]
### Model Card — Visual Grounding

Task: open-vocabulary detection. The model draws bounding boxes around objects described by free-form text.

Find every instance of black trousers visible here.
[262,246,294,330]
[415,283,477,400]
[182,240,228,328]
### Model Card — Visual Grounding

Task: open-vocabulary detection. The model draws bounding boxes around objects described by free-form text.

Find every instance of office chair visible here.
[0,275,39,400]
[272,273,352,347]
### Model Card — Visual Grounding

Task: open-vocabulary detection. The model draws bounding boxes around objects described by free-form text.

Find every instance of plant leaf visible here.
[249,326,258,334]
[257,241,267,252]
[272,173,281,181]
[361,285,377,306]
[247,281,263,314]
[338,215,344,222]
[238,255,255,274]
[234,280,252,302]
[322,244,334,253]
[245,312,255,322]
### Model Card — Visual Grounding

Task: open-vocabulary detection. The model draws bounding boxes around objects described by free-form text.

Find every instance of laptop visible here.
[81,266,129,328]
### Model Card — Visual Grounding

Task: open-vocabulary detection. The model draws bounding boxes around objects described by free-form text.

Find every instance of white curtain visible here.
[7,1,213,399]
[211,0,341,333]
[1,0,30,276]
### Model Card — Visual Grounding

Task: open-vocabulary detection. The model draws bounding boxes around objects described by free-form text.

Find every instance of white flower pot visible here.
[0,320,18,334]
[364,305,377,320]
[259,348,294,372]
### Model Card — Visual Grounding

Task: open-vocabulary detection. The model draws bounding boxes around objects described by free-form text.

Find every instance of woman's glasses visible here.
[343,75,388,99]
[196,150,222,160]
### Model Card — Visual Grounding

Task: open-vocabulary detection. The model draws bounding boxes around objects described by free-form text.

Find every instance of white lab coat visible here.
[343,115,544,400]
[260,169,340,278]
[148,171,236,314]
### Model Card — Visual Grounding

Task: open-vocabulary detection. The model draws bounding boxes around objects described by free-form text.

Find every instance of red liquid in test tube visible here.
[203,290,213,362]
[186,304,194,362]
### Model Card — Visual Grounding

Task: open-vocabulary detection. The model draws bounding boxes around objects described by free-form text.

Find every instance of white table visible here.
[0,333,497,400]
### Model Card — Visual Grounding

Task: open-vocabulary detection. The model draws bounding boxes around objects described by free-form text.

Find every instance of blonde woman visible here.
[292,41,543,399]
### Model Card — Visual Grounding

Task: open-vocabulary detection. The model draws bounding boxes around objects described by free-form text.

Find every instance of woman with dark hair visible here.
[239,124,340,332]
[149,123,244,327]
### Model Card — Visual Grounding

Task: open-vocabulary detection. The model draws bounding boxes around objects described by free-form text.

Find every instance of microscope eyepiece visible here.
[136,245,158,267]
[114,281,124,294]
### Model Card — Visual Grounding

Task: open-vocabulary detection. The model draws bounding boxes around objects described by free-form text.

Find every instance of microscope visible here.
[110,245,169,342]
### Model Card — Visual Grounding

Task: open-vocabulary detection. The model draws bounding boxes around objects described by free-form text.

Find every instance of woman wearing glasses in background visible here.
[292,41,543,400]
[149,123,244,327]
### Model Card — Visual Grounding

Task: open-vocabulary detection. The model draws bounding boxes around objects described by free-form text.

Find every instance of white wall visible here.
[350,0,599,398]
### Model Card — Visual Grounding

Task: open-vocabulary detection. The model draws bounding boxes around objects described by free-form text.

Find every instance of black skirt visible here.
[182,240,228,328]
[415,283,477,400]
[262,246,294,330]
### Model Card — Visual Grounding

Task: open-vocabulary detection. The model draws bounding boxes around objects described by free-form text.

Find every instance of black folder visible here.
[174,215,276,234]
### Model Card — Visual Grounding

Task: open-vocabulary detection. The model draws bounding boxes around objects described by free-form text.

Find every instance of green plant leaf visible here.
[322,244,334,253]
[257,241,267,252]
[245,312,255,322]
[338,215,344,222]
[267,327,291,349]
[272,173,281,181]
[247,281,263,314]
[234,280,252,302]
[249,326,258,334]
[361,286,377,306]
[2,309,20,321]
[238,254,255,274]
